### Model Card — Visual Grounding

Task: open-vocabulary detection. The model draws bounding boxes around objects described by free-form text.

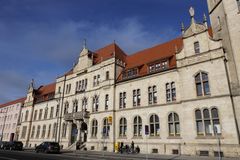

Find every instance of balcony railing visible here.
[64,111,90,121]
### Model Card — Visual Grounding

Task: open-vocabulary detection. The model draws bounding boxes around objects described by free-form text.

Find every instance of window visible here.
[36,125,41,139]
[31,126,35,138]
[122,68,138,79]
[41,125,46,138]
[50,107,54,119]
[119,92,126,109]
[195,108,221,136]
[133,116,142,137]
[65,84,71,94]
[56,105,59,117]
[82,97,88,111]
[93,76,97,86]
[149,114,160,136]
[76,79,87,92]
[194,41,200,54]
[195,72,210,96]
[25,110,29,121]
[119,117,127,137]
[62,123,67,138]
[64,102,69,115]
[106,71,109,80]
[73,100,78,113]
[168,113,180,136]
[97,75,100,85]
[148,86,157,104]
[47,124,51,138]
[103,118,110,137]
[39,109,43,120]
[133,89,141,107]
[105,94,109,110]
[21,126,27,139]
[44,108,48,119]
[149,60,168,73]
[52,123,57,138]
[91,119,98,137]
[92,95,99,112]
[166,82,176,102]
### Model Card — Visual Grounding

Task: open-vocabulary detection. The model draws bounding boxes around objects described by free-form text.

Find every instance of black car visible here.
[35,142,60,153]
[0,141,10,150]
[9,141,23,151]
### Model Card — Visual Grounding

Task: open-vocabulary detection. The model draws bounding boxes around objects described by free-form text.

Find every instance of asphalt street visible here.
[0,150,238,160]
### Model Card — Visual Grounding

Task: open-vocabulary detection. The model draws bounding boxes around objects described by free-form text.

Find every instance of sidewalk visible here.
[65,150,240,160]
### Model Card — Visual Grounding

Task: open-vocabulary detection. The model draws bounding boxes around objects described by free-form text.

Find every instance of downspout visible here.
[223,56,240,144]
[57,75,67,143]
[112,57,117,152]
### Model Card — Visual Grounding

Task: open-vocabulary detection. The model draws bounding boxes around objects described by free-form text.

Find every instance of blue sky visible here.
[0,0,209,104]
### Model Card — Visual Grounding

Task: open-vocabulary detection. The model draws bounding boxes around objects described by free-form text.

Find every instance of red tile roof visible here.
[0,97,26,108]
[35,83,56,96]
[94,43,127,64]
[117,37,183,81]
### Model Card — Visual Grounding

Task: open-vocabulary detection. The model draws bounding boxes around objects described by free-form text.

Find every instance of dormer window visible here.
[149,60,168,73]
[122,68,138,79]
[194,41,200,54]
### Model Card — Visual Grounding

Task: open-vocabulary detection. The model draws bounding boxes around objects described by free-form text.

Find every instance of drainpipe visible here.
[57,75,67,143]
[223,56,240,144]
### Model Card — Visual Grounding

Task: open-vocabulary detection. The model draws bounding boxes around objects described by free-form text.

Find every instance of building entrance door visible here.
[71,123,78,144]
[81,122,88,142]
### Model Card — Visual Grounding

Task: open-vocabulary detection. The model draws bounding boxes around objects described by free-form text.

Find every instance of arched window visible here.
[82,97,88,111]
[119,117,127,137]
[195,72,210,96]
[133,116,142,137]
[33,110,38,121]
[168,113,180,136]
[62,123,67,138]
[39,109,43,120]
[102,118,109,137]
[195,108,221,136]
[25,110,29,121]
[92,95,99,112]
[64,102,69,114]
[31,126,35,138]
[150,114,160,136]
[36,125,41,139]
[44,107,48,119]
[194,41,200,53]
[73,100,78,113]
[47,124,51,138]
[91,119,98,137]
[41,125,46,138]
[52,123,57,138]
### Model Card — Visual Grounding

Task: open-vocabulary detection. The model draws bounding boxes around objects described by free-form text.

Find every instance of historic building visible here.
[3,0,239,158]
[0,97,25,141]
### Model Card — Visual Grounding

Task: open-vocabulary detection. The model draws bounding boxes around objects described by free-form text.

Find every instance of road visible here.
[0,150,238,160]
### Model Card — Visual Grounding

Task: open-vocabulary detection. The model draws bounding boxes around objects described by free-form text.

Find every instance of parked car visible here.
[0,141,10,150]
[9,141,23,151]
[35,142,60,153]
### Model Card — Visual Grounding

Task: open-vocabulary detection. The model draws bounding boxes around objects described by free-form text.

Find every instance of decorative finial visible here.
[113,40,116,44]
[203,13,208,28]
[181,22,185,34]
[83,38,87,49]
[203,13,207,22]
[189,7,195,17]
[28,79,34,92]
[189,7,195,24]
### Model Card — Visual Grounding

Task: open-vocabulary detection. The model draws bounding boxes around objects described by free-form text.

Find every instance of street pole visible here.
[214,126,221,160]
